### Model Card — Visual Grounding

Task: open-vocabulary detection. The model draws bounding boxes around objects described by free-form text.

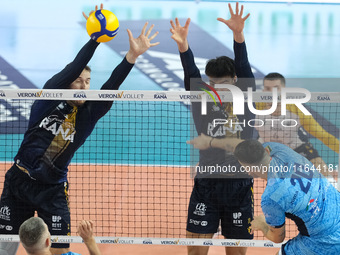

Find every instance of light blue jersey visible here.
[61,252,81,255]
[261,142,340,255]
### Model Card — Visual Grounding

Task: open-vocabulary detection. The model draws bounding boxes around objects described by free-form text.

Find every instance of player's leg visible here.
[186,179,220,255]
[37,181,71,255]
[0,165,35,255]
[220,178,254,255]
[224,247,247,255]
[186,231,214,255]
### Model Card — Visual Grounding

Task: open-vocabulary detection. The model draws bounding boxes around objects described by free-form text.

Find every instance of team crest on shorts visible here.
[193,203,206,216]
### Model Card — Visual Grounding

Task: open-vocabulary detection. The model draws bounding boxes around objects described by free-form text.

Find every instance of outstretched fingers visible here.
[240,4,244,17]
[175,17,180,27]
[228,3,234,16]
[149,30,160,47]
[145,24,154,37]
[235,2,239,15]
[216,17,227,24]
[243,13,250,21]
[149,31,159,41]
[184,18,191,29]
[170,19,176,29]
[141,22,148,36]
[126,28,133,40]
[82,4,104,20]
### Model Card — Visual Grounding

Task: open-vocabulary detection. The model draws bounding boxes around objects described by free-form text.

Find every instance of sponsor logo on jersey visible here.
[39,115,75,142]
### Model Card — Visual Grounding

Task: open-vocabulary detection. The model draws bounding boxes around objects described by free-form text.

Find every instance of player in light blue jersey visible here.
[234,140,340,255]
[187,135,340,254]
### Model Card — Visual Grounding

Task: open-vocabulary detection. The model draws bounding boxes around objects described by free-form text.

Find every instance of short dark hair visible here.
[84,65,91,72]
[264,72,285,86]
[234,140,266,164]
[205,56,235,78]
[65,63,91,73]
[19,217,47,248]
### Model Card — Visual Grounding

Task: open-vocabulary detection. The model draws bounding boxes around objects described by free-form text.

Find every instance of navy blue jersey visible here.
[14,39,134,184]
[180,42,256,175]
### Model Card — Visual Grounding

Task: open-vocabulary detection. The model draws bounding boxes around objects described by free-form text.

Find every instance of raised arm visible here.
[217,2,254,86]
[170,18,201,91]
[218,2,256,140]
[101,22,159,90]
[78,220,102,255]
[90,22,159,119]
[43,5,103,89]
[187,133,244,153]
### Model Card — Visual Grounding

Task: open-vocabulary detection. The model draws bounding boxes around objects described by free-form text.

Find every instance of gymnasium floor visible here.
[1,0,340,254]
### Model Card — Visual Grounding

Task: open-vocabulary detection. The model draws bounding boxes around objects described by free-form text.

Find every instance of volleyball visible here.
[86,9,119,43]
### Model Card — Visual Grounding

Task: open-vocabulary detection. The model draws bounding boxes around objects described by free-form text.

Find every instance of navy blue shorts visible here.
[0,164,70,248]
[186,177,254,239]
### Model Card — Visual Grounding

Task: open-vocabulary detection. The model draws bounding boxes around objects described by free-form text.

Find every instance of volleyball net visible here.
[0,89,339,247]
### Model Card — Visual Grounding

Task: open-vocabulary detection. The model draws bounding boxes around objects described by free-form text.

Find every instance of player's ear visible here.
[233,76,237,84]
[46,236,51,248]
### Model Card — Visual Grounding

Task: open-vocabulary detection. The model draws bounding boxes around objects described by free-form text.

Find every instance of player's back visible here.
[262,142,340,237]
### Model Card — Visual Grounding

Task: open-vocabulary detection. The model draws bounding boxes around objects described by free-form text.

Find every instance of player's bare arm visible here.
[251,215,285,243]
[187,133,243,153]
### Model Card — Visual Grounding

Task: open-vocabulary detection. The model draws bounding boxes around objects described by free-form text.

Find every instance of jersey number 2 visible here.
[290,163,313,194]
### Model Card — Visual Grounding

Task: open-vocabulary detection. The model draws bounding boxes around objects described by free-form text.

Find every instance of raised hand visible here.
[77,220,95,242]
[217,2,250,43]
[82,3,104,20]
[170,18,191,53]
[126,22,159,64]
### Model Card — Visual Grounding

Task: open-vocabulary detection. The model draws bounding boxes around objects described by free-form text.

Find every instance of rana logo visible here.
[73,91,87,98]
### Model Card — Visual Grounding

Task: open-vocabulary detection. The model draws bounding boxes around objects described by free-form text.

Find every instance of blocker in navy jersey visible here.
[262,142,340,255]
[182,40,256,238]
[0,39,134,249]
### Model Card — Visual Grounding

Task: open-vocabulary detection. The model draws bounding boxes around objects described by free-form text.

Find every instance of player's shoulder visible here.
[262,177,290,206]
[262,142,290,155]
[261,183,280,206]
